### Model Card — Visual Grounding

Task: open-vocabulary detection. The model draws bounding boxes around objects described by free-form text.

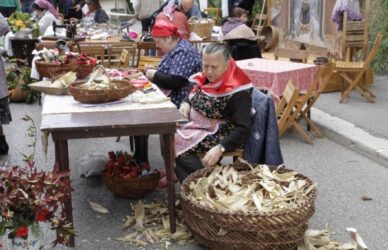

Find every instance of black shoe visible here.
[0,136,9,155]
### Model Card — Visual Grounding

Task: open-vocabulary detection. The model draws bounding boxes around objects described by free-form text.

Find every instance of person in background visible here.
[21,0,34,13]
[135,20,201,187]
[0,14,12,155]
[0,0,20,18]
[84,0,109,24]
[179,0,201,19]
[135,0,164,34]
[32,0,60,35]
[156,0,190,40]
[218,7,255,41]
[57,0,85,20]
[175,43,253,182]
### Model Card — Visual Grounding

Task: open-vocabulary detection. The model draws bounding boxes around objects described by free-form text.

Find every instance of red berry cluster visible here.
[106,151,150,180]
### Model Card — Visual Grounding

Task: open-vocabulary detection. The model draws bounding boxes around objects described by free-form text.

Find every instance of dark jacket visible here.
[244,89,283,166]
[56,0,85,19]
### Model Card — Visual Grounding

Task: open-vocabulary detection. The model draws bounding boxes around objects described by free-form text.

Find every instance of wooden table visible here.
[40,95,185,246]
[38,35,133,48]
[237,58,319,101]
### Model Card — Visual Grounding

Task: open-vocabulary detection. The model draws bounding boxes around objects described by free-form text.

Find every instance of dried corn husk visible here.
[51,71,77,88]
[187,160,317,213]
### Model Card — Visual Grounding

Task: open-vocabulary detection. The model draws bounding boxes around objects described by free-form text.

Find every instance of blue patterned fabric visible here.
[157,39,201,107]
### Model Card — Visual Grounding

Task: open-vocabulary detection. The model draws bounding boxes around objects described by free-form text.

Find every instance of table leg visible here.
[54,140,75,247]
[162,133,176,233]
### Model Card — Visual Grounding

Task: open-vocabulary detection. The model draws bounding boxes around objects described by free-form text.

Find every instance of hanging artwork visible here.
[286,0,325,47]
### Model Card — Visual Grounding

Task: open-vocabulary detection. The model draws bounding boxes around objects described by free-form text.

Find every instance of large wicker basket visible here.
[69,79,135,104]
[102,170,160,199]
[188,17,215,39]
[180,166,317,250]
[35,60,77,78]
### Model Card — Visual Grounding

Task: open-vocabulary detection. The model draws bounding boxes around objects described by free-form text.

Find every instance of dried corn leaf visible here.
[88,200,109,214]
[346,228,368,249]
[134,200,145,231]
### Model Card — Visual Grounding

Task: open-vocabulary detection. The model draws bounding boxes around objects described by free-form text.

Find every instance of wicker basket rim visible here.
[102,170,160,182]
[180,167,317,217]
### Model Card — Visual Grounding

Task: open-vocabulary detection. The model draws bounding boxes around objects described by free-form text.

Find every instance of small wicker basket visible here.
[102,170,160,199]
[180,165,317,250]
[69,79,136,104]
[35,60,77,79]
[188,17,215,39]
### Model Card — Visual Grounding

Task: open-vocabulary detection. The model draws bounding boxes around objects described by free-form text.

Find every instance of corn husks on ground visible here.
[116,200,194,248]
[187,161,317,213]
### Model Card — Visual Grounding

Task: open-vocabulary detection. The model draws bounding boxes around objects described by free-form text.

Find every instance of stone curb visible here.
[312,107,388,168]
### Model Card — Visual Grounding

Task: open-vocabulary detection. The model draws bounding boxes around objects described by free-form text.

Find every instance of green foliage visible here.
[369,0,388,73]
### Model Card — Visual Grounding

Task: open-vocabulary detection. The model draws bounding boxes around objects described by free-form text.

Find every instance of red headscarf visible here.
[192,58,252,96]
[151,19,180,37]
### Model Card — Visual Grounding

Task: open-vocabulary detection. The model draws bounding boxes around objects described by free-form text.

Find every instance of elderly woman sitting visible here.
[134,19,201,175]
[32,0,60,35]
[175,43,253,182]
[83,0,109,24]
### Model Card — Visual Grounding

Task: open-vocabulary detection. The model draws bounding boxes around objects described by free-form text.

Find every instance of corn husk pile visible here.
[187,160,317,213]
[298,227,368,250]
[51,71,77,88]
[79,66,112,90]
[116,200,194,248]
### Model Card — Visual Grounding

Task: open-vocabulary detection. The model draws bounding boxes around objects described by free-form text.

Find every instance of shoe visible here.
[0,136,9,155]
[157,172,177,189]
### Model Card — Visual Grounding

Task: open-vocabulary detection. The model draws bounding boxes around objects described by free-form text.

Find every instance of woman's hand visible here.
[144,64,157,71]
[201,146,223,169]
[179,102,190,117]
[145,69,157,81]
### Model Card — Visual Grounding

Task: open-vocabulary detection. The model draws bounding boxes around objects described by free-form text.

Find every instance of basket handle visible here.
[86,65,111,87]
[188,16,199,33]
[66,40,81,54]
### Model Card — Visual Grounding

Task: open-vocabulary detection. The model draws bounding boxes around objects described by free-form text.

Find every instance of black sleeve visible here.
[153,71,189,90]
[220,90,252,152]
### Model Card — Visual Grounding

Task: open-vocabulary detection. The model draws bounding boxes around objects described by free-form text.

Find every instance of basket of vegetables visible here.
[102,151,160,199]
[180,159,317,250]
[69,66,136,104]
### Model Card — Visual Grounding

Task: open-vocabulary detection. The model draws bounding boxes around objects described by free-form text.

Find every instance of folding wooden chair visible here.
[136,42,162,72]
[294,62,336,140]
[274,48,309,63]
[107,43,137,68]
[276,80,303,140]
[336,32,384,103]
[251,13,268,34]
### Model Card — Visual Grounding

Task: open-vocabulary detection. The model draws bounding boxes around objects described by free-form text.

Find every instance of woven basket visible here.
[76,63,95,79]
[188,17,215,39]
[180,166,317,250]
[102,170,160,199]
[69,79,136,104]
[35,60,77,78]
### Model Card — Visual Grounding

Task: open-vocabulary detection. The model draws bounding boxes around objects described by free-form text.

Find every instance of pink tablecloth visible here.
[236,58,318,101]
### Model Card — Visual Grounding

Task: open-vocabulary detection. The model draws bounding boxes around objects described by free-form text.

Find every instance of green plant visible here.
[0,115,75,245]
[7,11,39,37]
[6,62,38,103]
[369,0,388,74]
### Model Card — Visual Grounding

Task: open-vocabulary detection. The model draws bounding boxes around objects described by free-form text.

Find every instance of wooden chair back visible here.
[251,14,268,33]
[204,8,222,25]
[136,42,162,71]
[276,80,300,137]
[35,42,56,50]
[364,32,384,68]
[77,45,106,65]
[274,48,309,63]
[107,43,136,68]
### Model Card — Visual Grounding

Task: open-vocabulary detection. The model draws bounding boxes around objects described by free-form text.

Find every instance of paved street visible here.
[0,74,387,249]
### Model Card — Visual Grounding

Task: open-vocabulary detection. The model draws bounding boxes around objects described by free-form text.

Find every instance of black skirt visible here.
[0,97,12,124]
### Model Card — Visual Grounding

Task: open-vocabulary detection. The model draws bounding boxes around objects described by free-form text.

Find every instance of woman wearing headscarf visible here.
[83,0,109,24]
[156,0,190,40]
[134,19,201,187]
[175,43,253,182]
[0,14,12,154]
[32,0,60,35]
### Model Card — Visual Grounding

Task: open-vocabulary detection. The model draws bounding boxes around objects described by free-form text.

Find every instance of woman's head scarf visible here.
[151,19,180,37]
[35,0,59,18]
[192,58,252,96]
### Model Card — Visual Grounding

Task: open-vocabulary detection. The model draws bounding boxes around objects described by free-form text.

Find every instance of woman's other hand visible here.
[145,69,157,81]
[144,64,157,71]
[201,146,223,169]
[179,102,190,117]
